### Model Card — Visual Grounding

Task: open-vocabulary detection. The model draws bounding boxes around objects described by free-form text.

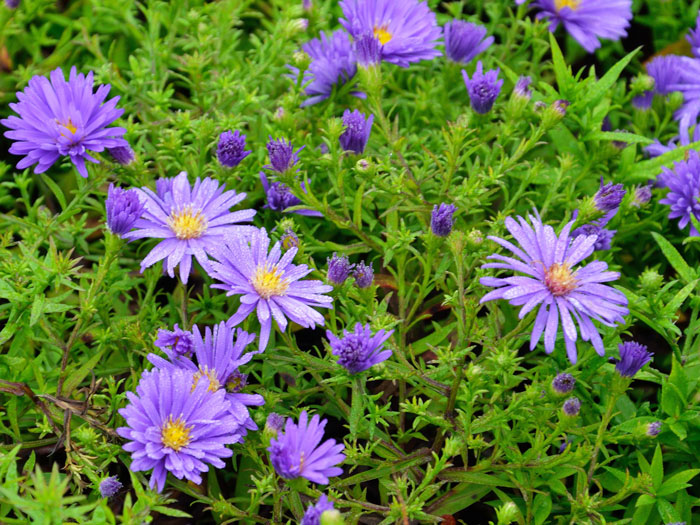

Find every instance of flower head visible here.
[268,411,345,484]
[353,261,374,288]
[105,184,144,237]
[594,178,625,214]
[265,413,285,434]
[431,203,457,237]
[480,210,629,364]
[210,228,333,352]
[462,61,503,114]
[524,0,632,53]
[552,373,575,394]
[562,397,581,416]
[327,253,354,285]
[266,137,303,174]
[148,322,263,434]
[302,494,336,525]
[614,341,652,378]
[658,151,700,236]
[444,20,494,64]
[292,30,358,107]
[98,476,122,498]
[688,15,700,58]
[155,324,194,360]
[339,0,441,68]
[571,223,615,251]
[281,229,300,250]
[647,55,683,96]
[217,130,251,168]
[108,144,135,165]
[117,368,241,492]
[1,67,127,177]
[632,185,652,207]
[647,421,662,437]
[354,33,383,66]
[327,323,394,373]
[339,109,374,154]
[5,0,20,8]
[514,76,533,99]
[124,172,255,283]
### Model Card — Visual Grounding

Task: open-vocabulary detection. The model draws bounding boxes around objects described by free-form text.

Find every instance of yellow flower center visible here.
[555,0,580,10]
[251,264,290,300]
[161,416,192,451]
[544,263,578,297]
[192,366,221,392]
[57,119,77,136]
[167,205,207,240]
[373,25,393,45]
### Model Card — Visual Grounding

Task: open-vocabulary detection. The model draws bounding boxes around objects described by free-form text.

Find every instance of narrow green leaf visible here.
[584,130,652,145]
[39,173,67,210]
[349,376,363,439]
[152,506,192,518]
[62,349,105,397]
[626,140,700,182]
[549,33,571,95]
[353,181,365,229]
[656,497,682,523]
[580,48,638,107]
[663,281,697,316]
[657,469,700,497]
[650,444,664,491]
[651,233,696,284]
[29,294,45,327]
[533,493,552,525]
[438,470,516,487]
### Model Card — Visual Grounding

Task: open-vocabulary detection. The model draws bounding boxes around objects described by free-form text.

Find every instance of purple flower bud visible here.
[339,109,374,154]
[107,144,135,165]
[281,229,300,250]
[562,397,581,417]
[552,373,575,394]
[614,341,653,378]
[327,253,354,285]
[354,33,382,67]
[444,20,494,64]
[266,181,302,211]
[105,184,144,237]
[99,476,122,498]
[462,61,503,114]
[572,223,616,251]
[430,203,457,237]
[302,0,312,11]
[265,413,285,433]
[647,421,662,437]
[301,494,335,525]
[154,324,194,360]
[217,130,251,168]
[4,0,19,8]
[594,178,626,213]
[553,99,570,116]
[353,261,374,289]
[265,137,303,173]
[327,323,394,373]
[632,185,652,207]
[514,76,532,99]
[225,370,248,393]
[632,91,653,110]
[558,439,571,453]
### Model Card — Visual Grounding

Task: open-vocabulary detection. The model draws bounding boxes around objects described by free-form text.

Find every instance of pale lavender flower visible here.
[268,411,345,484]
[209,228,333,352]
[443,20,494,64]
[326,323,394,373]
[354,33,383,66]
[514,76,533,99]
[124,171,256,283]
[632,185,652,207]
[1,67,127,177]
[647,421,662,437]
[480,210,629,363]
[462,61,503,114]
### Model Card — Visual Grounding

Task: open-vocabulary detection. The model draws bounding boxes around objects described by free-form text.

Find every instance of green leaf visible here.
[651,233,696,284]
[579,48,638,107]
[437,470,516,487]
[29,294,45,327]
[533,493,552,525]
[353,181,365,229]
[663,281,697,316]
[656,497,682,523]
[583,130,652,145]
[657,469,700,497]
[152,506,192,518]
[549,33,572,95]
[650,444,664,491]
[349,377,364,439]
[62,350,105,397]
[626,140,700,182]
[38,173,67,210]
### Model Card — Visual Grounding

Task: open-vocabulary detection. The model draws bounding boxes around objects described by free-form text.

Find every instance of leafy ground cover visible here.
[1,0,700,523]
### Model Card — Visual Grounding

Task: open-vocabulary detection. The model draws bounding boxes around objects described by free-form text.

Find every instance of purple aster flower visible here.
[443,20,494,64]
[148,322,263,435]
[105,184,144,237]
[327,253,354,285]
[632,185,652,207]
[268,410,345,484]
[302,494,336,525]
[562,397,581,416]
[217,130,251,168]
[117,368,241,492]
[431,203,457,237]
[291,30,359,107]
[571,223,615,251]
[354,33,382,67]
[514,76,533,99]
[462,61,503,114]
[154,324,194,360]
[552,372,575,394]
[124,171,255,283]
[5,0,20,8]
[265,413,285,434]
[327,323,394,373]
[1,67,127,178]
[632,91,654,110]
[479,210,629,364]
[98,476,122,498]
[614,341,653,377]
[353,261,374,288]
[594,178,625,214]
[339,109,374,154]
[339,0,442,68]
[647,55,683,96]
[688,15,700,58]
[658,151,700,236]
[209,228,334,352]
[647,421,662,437]
[645,137,678,158]
[107,144,135,165]
[521,0,632,54]
[265,137,303,174]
